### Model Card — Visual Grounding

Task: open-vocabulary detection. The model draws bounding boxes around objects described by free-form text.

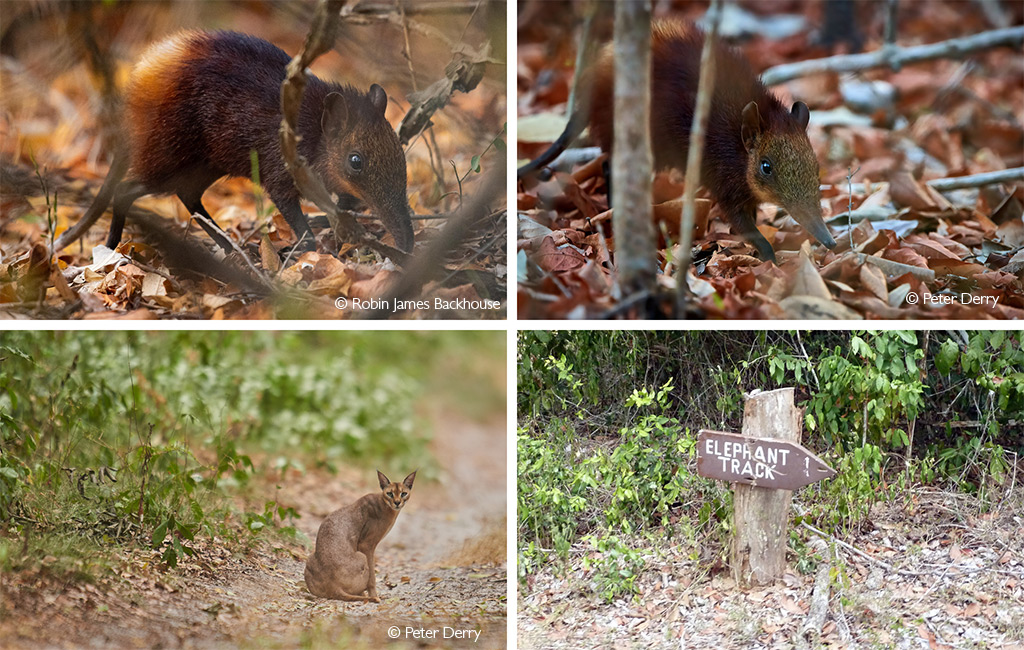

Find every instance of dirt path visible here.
[1,415,506,649]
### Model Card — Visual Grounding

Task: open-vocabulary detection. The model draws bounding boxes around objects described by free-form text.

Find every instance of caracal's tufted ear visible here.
[403,471,417,490]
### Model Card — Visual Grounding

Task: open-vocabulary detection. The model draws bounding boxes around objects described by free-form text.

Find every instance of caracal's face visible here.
[383,482,410,510]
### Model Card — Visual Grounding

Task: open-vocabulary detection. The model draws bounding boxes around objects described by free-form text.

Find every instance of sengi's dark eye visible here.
[760,159,772,176]
[348,152,364,172]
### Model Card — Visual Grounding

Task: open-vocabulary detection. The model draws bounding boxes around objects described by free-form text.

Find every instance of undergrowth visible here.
[518,356,729,602]
[0,331,444,581]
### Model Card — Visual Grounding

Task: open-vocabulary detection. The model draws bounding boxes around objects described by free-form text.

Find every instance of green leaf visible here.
[470,155,481,173]
[990,330,1004,350]
[161,544,178,567]
[935,340,958,375]
[895,331,916,345]
[152,519,169,548]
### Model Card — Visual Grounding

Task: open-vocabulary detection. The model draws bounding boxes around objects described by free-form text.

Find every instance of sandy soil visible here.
[0,415,507,649]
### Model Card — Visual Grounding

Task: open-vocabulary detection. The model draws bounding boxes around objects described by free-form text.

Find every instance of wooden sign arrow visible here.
[697,430,835,490]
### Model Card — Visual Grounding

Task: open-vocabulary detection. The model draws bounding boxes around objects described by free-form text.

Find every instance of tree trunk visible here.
[611,0,656,300]
[730,388,801,586]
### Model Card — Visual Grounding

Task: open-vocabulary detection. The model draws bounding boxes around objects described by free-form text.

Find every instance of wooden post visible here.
[730,388,801,586]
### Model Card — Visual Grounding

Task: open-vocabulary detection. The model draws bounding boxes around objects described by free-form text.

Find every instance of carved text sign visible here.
[697,430,835,490]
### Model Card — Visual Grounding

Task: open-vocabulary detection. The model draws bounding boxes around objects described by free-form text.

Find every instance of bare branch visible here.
[189,211,271,287]
[397,44,490,145]
[761,26,1024,86]
[341,7,501,61]
[829,166,1024,194]
[116,207,273,295]
[926,167,1024,191]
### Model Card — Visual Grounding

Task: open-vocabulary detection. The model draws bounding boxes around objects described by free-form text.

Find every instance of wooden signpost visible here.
[697,430,835,490]
[696,388,835,586]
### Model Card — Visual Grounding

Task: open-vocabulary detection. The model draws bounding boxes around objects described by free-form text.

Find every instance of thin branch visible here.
[675,0,722,316]
[827,167,1024,195]
[762,26,1024,86]
[926,167,1024,191]
[567,2,603,120]
[341,7,501,62]
[796,538,831,649]
[859,253,936,281]
[794,330,821,391]
[189,211,272,287]
[397,44,491,145]
[845,166,860,252]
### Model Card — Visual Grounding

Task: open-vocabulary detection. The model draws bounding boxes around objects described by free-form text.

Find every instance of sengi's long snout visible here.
[378,202,415,253]
[790,206,836,250]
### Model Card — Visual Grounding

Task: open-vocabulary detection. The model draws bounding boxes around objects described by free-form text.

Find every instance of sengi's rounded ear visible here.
[377,470,390,489]
[791,101,810,129]
[323,92,349,139]
[368,84,388,118]
[741,101,761,152]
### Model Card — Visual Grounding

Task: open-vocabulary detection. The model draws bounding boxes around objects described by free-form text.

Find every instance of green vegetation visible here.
[518,354,726,602]
[517,330,1023,600]
[0,331,501,582]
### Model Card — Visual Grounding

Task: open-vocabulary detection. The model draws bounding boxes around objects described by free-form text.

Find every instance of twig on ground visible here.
[796,538,831,650]
[437,220,505,287]
[120,207,272,296]
[798,520,999,580]
[926,167,1024,191]
[858,253,937,282]
[827,167,1024,195]
[599,288,653,320]
[189,212,271,286]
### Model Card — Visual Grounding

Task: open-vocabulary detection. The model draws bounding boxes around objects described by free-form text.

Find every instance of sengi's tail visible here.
[50,147,129,254]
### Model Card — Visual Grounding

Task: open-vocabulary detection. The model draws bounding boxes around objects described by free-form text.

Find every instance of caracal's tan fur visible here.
[304,470,416,602]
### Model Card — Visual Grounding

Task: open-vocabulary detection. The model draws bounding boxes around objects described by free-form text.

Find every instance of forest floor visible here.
[518,487,1024,650]
[0,413,507,649]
